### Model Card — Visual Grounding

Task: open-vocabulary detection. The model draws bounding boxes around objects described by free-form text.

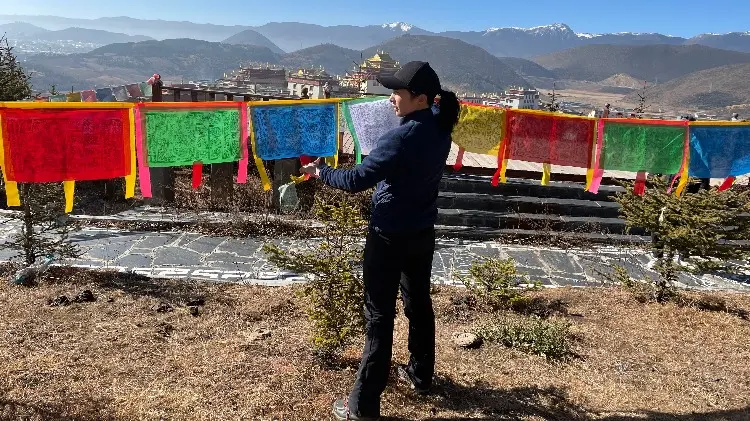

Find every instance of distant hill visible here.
[2,15,750,57]
[363,35,529,93]
[496,57,556,78]
[600,73,643,89]
[222,29,284,54]
[280,44,361,76]
[0,15,247,41]
[23,38,280,91]
[687,32,750,53]
[35,27,152,44]
[0,22,48,36]
[251,21,431,52]
[533,44,750,82]
[626,63,750,110]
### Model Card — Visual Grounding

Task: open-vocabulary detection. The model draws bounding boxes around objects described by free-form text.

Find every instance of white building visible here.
[360,77,392,96]
[287,68,338,99]
[502,88,540,109]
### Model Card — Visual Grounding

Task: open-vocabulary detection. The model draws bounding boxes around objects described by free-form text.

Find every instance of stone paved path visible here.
[1,221,748,292]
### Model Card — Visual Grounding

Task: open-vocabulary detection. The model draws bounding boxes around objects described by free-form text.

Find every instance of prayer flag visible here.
[0,105,133,183]
[342,97,399,163]
[81,90,97,102]
[139,82,153,97]
[113,86,129,102]
[96,88,115,102]
[126,83,143,98]
[452,103,505,156]
[139,102,245,167]
[688,122,750,179]
[250,100,339,160]
[66,92,82,102]
[598,119,687,174]
[505,110,596,168]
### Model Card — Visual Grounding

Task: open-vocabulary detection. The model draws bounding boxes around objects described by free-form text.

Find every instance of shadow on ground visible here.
[0,397,117,421]
[385,378,750,421]
[37,266,231,305]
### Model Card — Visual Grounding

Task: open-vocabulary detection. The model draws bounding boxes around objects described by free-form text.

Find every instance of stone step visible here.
[435,225,650,245]
[440,174,624,202]
[438,192,621,219]
[437,208,645,236]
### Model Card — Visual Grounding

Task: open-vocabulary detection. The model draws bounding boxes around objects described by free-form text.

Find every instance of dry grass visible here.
[1,268,750,421]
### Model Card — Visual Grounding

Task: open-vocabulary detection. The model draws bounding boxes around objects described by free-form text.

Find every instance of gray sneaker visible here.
[331,399,380,421]
[396,365,430,396]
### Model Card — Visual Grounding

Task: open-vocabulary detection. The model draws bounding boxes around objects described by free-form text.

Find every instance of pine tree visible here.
[0,35,32,101]
[0,35,79,269]
[615,179,750,300]
[1,184,81,266]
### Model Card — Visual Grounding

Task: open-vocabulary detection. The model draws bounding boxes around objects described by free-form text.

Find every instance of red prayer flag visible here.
[1,108,131,183]
[504,110,596,168]
[192,162,203,189]
[718,176,735,192]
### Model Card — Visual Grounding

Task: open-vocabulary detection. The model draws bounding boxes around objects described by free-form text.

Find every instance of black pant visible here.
[348,226,436,417]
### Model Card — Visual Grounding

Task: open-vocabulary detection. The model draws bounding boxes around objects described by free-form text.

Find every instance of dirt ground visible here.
[1,268,749,421]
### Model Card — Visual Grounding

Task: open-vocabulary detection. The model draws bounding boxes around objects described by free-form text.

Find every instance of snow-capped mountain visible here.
[3,14,749,58]
[382,22,415,32]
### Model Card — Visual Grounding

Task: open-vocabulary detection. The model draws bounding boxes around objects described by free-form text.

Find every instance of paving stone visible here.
[506,250,547,268]
[539,251,583,274]
[183,237,227,254]
[115,254,155,269]
[1,225,748,292]
[464,245,501,258]
[175,233,205,247]
[136,235,178,249]
[83,243,133,262]
[153,247,203,266]
[215,238,264,255]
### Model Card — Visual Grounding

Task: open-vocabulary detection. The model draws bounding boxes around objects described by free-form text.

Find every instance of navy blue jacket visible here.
[319,107,451,233]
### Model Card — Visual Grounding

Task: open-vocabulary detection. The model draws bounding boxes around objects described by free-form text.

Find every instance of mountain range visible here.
[20,35,530,93]
[2,15,750,57]
[0,22,152,44]
[5,14,750,112]
[626,63,750,110]
[533,44,750,82]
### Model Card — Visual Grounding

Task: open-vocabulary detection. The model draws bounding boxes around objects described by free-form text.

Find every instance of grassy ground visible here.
[1,268,749,421]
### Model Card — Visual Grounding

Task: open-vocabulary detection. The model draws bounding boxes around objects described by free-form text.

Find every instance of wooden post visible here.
[210,93,235,209]
[148,83,175,203]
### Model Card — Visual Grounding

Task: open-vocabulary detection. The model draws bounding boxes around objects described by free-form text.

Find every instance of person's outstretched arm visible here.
[314,127,407,193]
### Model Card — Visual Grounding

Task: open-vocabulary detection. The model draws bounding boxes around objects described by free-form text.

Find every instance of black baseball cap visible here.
[377,61,441,97]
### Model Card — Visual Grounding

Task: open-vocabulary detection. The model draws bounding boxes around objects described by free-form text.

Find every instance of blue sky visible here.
[4,0,749,37]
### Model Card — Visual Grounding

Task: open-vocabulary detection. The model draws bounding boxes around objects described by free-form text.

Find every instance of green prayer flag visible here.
[600,122,685,174]
[144,109,242,167]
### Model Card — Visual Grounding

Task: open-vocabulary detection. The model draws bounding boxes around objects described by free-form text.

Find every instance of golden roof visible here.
[367,51,395,63]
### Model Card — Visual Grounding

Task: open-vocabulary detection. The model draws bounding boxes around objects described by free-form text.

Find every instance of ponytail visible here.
[435,89,460,134]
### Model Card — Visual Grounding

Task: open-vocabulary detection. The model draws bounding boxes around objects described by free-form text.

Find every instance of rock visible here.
[155,322,174,338]
[73,290,96,303]
[153,302,173,313]
[48,296,70,307]
[186,298,205,307]
[452,332,483,349]
[249,328,272,342]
